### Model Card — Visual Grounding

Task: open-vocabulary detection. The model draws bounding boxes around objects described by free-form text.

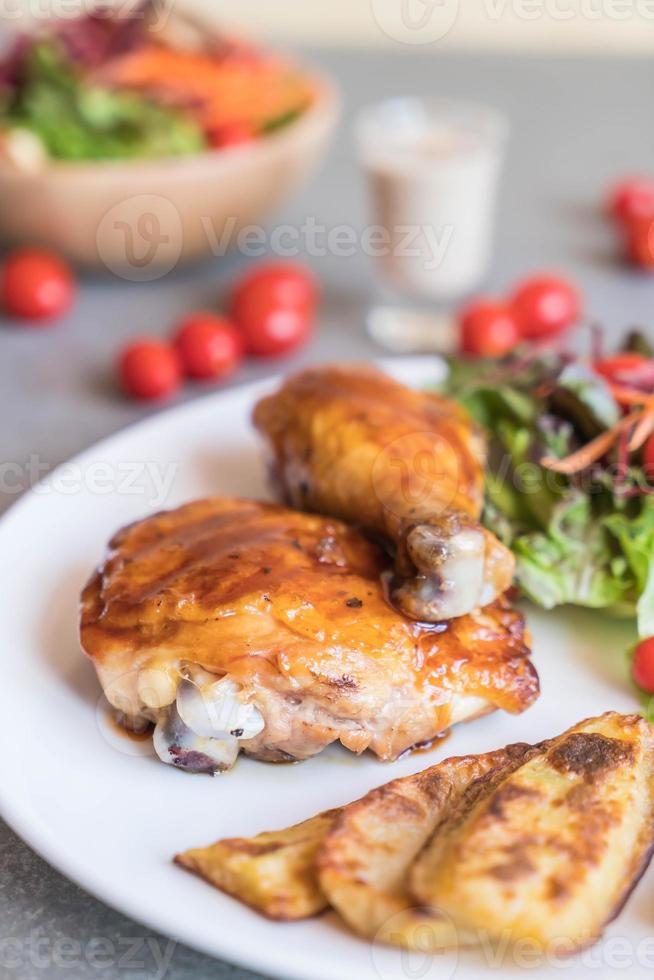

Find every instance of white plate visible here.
[0,357,651,980]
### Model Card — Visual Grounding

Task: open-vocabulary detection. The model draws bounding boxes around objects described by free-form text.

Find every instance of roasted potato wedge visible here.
[175,712,654,956]
[175,809,339,920]
[411,712,654,952]
[317,743,540,950]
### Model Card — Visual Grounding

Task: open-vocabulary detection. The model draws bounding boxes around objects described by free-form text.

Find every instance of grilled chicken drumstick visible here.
[253,365,514,621]
[80,497,538,773]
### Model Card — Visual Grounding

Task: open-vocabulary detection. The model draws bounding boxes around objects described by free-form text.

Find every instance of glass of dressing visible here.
[356,98,509,349]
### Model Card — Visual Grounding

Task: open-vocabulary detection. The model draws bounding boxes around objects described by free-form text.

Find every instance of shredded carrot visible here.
[541,409,644,474]
[607,383,654,407]
[629,405,654,451]
[95,45,315,133]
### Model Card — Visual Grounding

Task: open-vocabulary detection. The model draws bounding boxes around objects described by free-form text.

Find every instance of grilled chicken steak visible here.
[80,497,538,773]
[253,364,514,622]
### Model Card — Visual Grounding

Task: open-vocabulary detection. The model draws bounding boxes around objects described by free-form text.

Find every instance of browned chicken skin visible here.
[252,365,515,622]
[80,497,538,774]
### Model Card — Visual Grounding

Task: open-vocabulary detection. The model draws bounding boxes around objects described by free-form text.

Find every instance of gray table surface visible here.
[2,45,654,980]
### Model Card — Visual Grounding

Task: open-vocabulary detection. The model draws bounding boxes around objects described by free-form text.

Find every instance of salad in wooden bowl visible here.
[0,4,338,268]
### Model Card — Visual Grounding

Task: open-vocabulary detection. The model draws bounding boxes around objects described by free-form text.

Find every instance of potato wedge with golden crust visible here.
[175,809,339,920]
[175,712,654,954]
[316,743,541,950]
[410,712,654,953]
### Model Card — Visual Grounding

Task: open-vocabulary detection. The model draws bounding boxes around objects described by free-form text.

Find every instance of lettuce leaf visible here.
[3,41,204,161]
[604,499,654,637]
[487,492,629,612]
[442,355,654,641]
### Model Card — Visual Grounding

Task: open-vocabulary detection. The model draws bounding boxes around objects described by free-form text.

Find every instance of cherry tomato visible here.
[1,248,75,322]
[608,176,654,224]
[231,261,317,356]
[593,352,647,378]
[173,313,242,381]
[240,304,311,357]
[510,275,579,340]
[644,434,654,479]
[624,214,654,270]
[633,637,654,693]
[593,352,649,383]
[231,261,317,317]
[459,300,519,358]
[208,121,256,149]
[118,339,181,401]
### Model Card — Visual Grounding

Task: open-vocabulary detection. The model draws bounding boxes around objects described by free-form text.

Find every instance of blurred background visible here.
[0,0,653,450]
[7,0,654,52]
[190,0,654,52]
[0,0,652,438]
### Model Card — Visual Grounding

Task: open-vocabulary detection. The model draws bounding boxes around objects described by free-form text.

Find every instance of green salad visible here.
[2,41,203,161]
[0,10,314,164]
[441,336,654,650]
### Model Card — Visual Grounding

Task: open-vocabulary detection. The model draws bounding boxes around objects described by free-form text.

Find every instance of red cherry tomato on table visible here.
[1,248,75,322]
[118,339,181,401]
[231,261,317,317]
[608,177,654,224]
[633,637,654,694]
[230,261,317,357]
[623,215,654,270]
[173,313,242,381]
[239,304,311,357]
[458,300,519,357]
[510,275,580,340]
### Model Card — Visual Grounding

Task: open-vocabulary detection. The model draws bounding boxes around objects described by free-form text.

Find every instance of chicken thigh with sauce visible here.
[80,497,538,774]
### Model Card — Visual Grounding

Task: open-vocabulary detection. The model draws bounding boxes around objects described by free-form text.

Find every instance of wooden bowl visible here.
[0,75,339,276]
